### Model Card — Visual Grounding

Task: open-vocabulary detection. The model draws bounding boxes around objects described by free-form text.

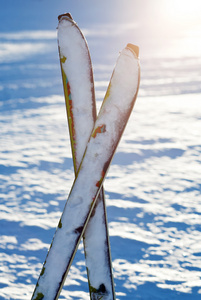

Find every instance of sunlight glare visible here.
[164,0,201,20]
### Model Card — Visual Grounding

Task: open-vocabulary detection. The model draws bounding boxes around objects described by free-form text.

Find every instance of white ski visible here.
[58,13,115,300]
[31,36,140,300]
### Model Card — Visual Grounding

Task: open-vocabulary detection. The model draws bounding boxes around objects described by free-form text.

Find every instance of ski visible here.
[31,36,140,300]
[57,13,115,300]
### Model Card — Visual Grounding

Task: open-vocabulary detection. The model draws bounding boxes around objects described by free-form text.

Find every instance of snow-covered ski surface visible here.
[1,1,201,300]
[58,14,96,168]
[58,13,115,300]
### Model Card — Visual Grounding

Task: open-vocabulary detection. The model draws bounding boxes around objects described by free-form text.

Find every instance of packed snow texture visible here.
[1,1,201,300]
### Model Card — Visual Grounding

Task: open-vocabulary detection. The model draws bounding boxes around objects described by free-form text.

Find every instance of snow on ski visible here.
[57,13,115,300]
[31,37,140,300]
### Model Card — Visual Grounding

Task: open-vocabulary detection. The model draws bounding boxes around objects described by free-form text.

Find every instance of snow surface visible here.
[1,1,201,300]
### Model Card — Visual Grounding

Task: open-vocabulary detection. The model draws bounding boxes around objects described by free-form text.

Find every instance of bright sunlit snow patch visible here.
[0,236,18,250]
[20,239,49,251]
[110,222,160,244]
[0,252,41,299]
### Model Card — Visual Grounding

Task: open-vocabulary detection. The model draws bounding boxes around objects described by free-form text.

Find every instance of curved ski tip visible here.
[126,44,139,58]
[58,12,73,22]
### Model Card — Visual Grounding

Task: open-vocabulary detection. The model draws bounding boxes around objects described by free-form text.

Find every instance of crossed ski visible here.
[32,13,140,300]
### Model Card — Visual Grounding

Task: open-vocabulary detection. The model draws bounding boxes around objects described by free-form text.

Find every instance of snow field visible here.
[1,4,201,298]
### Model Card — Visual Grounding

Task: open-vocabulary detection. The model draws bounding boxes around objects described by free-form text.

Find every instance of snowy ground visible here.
[1,1,201,299]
